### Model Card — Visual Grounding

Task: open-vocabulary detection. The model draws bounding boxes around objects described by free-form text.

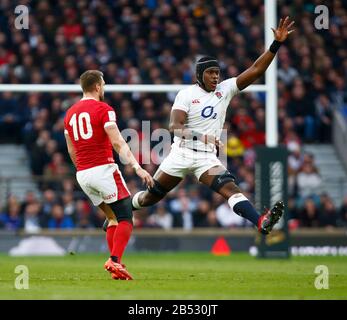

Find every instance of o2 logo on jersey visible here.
[201,106,217,119]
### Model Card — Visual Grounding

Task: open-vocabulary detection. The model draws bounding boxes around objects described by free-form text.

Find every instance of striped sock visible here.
[228,193,260,227]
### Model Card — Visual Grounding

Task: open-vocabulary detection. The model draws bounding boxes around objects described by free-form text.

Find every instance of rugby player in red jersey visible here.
[64,70,154,280]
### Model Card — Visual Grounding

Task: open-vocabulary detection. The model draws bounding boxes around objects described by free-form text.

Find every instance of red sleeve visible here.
[63,112,69,134]
[99,103,117,128]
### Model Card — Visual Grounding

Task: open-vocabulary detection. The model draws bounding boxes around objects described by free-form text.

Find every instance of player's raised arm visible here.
[104,124,154,188]
[236,16,295,91]
[64,131,77,168]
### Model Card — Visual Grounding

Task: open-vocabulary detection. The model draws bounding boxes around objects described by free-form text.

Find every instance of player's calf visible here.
[132,179,169,209]
[103,186,166,231]
[208,173,262,228]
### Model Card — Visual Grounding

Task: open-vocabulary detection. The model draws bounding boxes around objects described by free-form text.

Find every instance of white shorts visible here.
[159,144,226,180]
[76,163,130,206]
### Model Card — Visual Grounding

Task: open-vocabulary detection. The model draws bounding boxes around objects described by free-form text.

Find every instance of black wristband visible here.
[269,40,282,54]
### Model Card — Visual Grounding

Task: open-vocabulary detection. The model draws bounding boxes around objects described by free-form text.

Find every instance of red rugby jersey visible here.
[64,98,117,171]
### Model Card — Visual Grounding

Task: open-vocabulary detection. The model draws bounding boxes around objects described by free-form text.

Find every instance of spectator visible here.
[0,92,23,143]
[287,82,316,142]
[287,141,303,196]
[225,134,245,158]
[287,196,300,230]
[170,190,194,230]
[315,94,333,142]
[296,162,322,207]
[216,202,246,228]
[206,210,222,228]
[43,151,70,178]
[47,203,74,229]
[339,195,347,227]
[319,198,338,228]
[62,192,76,218]
[20,191,39,215]
[22,203,42,234]
[133,208,150,229]
[75,199,93,228]
[1,200,22,231]
[41,189,57,226]
[61,9,83,43]
[331,76,347,110]
[192,201,211,228]
[278,60,299,85]
[299,198,320,228]
[146,203,173,230]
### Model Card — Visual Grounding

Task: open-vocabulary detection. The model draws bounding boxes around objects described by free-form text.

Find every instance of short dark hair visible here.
[80,70,104,92]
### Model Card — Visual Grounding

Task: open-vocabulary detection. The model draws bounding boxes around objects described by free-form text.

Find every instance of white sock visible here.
[132,191,145,209]
[227,193,249,213]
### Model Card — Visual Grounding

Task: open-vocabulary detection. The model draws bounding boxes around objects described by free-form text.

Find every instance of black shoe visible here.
[258,201,284,235]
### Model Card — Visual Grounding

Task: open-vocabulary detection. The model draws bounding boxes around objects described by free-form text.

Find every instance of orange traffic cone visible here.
[211,237,231,256]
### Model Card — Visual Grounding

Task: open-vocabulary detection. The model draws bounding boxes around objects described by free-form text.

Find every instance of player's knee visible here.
[210,170,238,193]
[108,197,133,224]
[146,179,169,202]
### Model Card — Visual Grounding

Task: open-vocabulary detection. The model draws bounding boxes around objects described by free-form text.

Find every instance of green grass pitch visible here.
[0,252,346,299]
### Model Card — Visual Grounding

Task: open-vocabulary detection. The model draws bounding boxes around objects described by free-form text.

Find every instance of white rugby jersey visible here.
[172,77,240,152]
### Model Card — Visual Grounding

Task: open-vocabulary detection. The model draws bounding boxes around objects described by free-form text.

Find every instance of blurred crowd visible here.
[1,0,347,231]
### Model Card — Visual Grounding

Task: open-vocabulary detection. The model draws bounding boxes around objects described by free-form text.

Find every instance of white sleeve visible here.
[222,77,240,99]
[172,90,189,113]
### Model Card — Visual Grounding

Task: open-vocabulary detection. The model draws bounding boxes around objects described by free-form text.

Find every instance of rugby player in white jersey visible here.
[108,17,294,234]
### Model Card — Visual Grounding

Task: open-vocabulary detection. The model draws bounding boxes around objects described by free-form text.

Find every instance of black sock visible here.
[233,200,260,226]
[111,256,118,263]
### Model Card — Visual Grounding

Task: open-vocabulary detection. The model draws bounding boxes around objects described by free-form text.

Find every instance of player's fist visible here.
[135,167,154,188]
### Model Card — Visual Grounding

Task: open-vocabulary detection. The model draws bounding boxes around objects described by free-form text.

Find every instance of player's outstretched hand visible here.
[135,167,154,188]
[271,16,295,42]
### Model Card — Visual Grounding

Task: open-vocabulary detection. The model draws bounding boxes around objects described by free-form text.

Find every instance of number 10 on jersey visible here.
[69,112,93,140]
